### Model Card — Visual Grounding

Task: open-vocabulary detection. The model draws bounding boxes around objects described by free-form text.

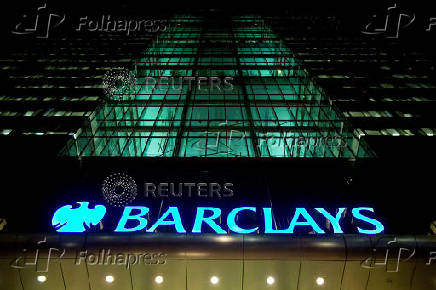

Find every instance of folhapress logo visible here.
[362,3,436,38]
[360,237,415,272]
[11,3,65,39]
[10,236,65,272]
[362,4,415,39]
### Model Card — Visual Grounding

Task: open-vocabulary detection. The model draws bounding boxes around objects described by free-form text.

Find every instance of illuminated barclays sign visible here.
[51,202,385,235]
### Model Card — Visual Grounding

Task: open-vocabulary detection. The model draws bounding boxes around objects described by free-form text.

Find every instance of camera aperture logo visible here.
[102,68,137,100]
[102,173,138,207]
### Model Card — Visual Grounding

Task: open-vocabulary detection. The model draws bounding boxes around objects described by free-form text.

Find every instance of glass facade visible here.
[61,16,373,158]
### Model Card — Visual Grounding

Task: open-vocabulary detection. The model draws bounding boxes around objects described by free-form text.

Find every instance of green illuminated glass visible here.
[61,15,373,159]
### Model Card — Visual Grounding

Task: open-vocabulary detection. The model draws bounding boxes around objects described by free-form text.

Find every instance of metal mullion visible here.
[184,89,197,157]
[270,78,304,159]
[319,89,359,157]
[107,105,124,156]
[119,61,167,156]
[270,77,291,157]
[259,76,280,157]
[292,76,327,157]
[231,18,261,157]
[236,93,251,157]
[88,103,123,156]
[299,99,339,158]
[139,86,172,157]
[221,88,229,157]
[250,82,268,155]
[204,89,212,158]
[156,52,187,156]
[292,87,319,157]
[172,20,204,157]
[296,100,333,157]
[159,92,183,157]
[285,46,340,157]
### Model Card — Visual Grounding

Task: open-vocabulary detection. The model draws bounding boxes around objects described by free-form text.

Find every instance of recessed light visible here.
[105,275,114,283]
[37,275,47,283]
[316,277,325,286]
[155,275,164,284]
[266,276,275,285]
[210,276,219,285]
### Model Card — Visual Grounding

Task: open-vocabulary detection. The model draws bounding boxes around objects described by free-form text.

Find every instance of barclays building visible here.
[0,2,436,290]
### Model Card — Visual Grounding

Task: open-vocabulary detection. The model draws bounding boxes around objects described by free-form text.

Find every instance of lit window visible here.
[421,128,434,136]
[1,129,12,135]
[396,111,413,118]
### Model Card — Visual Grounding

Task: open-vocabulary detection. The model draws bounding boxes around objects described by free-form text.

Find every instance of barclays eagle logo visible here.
[51,202,106,232]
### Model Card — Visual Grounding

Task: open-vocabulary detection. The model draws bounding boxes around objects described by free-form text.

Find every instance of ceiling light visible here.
[105,275,114,283]
[37,275,47,283]
[266,276,275,285]
[210,276,219,285]
[155,275,164,284]
[316,277,325,286]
